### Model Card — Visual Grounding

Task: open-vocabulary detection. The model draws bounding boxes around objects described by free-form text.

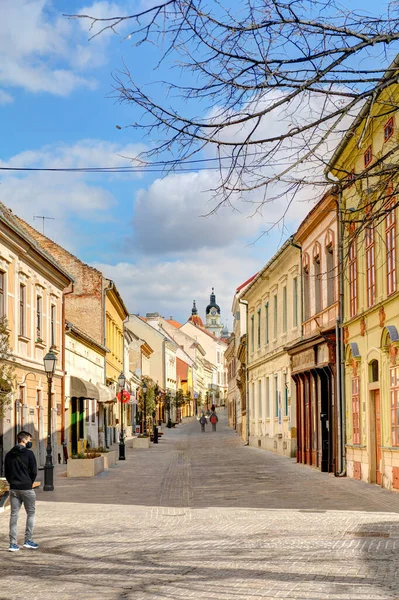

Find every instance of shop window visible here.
[326,245,335,306]
[384,117,394,142]
[370,360,379,383]
[364,145,372,167]
[314,256,322,314]
[303,265,310,320]
[19,284,26,336]
[365,225,376,307]
[349,238,358,317]
[386,203,396,296]
[390,366,399,446]
[352,376,360,444]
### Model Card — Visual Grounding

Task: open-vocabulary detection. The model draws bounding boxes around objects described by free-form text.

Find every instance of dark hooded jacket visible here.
[4,445,37,490]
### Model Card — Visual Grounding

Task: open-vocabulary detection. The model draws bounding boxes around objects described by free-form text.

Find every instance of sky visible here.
[0,0,392,325]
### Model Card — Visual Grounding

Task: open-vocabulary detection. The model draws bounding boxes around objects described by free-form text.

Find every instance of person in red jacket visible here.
[4,430,38,552]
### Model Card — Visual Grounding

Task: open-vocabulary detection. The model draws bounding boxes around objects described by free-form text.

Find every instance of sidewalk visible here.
[0,410,399,600]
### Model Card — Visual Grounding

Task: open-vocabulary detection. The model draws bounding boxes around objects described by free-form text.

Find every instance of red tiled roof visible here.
[188,314,204,327]
[166,319,182,329]
[236,273,258,292]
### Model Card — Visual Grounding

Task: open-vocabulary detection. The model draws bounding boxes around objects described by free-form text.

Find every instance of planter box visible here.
[132,437,150,449]
[126,437,136,449]
[67,456,104,478]
[101,449,117,469]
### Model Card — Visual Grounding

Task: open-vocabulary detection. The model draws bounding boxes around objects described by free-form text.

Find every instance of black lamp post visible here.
[142,382,147,435]
[43,350,57,492]
[118,372,126,460]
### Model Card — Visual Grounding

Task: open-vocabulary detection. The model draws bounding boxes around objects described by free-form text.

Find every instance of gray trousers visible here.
[9,489,36,545]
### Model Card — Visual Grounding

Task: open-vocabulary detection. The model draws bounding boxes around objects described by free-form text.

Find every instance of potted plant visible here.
[133,434,151,449]
[89,446,117,469]
[67,451,105,477]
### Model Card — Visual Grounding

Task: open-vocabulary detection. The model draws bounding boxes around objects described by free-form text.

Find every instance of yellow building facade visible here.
[328,74,399,491]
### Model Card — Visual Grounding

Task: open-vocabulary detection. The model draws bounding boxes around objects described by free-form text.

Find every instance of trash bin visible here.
[153,426,159,444]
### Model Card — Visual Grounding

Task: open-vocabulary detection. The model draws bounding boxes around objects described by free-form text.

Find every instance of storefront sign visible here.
[292,348,315,372]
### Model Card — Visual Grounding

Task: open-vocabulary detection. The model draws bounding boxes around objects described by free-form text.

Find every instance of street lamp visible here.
[142,382,147,436]
[118,372,126,460]
[43,350,57,492]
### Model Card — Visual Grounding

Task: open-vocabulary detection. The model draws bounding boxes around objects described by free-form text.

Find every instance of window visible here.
[348,170,355,186]
[352,376,360,444]
[251,315,254,352]
[303,266,310,320]
[293,277,298,328]
[384,117,394,142]
[266,377,270,418]
[19,284,26,336]
[391,366,399,446]
[326,246,335,306]
[348,239,358,317]
[284,373,288,416]
[386,203,396,296]
[0,271,4,319]
[265,302,269,344]
[273,294,278,339]
[258,379,262,418]
[257,308,261,348]
[251,382,255,418]
[365,225,376,307]
[364,144,372,167]
[92,400,96,424]
[314,256,322,314]
[36,295,42,340]
[50,305,56,347]
[282,286,287,333]
[274,375,279,417]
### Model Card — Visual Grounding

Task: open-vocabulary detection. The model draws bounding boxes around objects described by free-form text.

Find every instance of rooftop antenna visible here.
[33,215,55,235]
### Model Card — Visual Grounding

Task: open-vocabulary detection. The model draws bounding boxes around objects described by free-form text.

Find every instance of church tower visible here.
[205,288,223,338]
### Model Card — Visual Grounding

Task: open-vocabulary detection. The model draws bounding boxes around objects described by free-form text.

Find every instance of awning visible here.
[70,376,99,400]
[96,382,116,403]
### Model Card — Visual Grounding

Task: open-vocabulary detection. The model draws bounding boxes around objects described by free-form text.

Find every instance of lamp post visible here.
[142,382,147,435]
[43,350,57,492]
[118,372,126,460]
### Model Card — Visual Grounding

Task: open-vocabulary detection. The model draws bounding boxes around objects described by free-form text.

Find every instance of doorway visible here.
[374,390,382,485]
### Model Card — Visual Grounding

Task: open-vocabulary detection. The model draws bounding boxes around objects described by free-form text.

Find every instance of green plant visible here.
[137,434,149,438]
[72,451,101,459]
[89,446,108,453]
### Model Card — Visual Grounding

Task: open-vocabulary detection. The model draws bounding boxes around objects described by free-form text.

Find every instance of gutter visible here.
[335,192,346,477]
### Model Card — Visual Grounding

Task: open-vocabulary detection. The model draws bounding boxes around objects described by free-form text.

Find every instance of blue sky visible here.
[0,0,394,324]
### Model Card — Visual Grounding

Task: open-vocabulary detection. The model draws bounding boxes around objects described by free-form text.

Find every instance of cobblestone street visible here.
[1,411,399,600]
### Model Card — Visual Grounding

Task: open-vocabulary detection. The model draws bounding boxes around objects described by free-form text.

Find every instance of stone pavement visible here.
[1,411,399,600]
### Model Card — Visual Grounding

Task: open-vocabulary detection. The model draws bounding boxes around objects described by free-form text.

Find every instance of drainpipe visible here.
[335,192,347,476]
[61,282,74,461]
[239,299,249,445]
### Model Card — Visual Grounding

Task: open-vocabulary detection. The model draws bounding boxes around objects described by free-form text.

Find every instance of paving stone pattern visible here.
[1,411,399,600]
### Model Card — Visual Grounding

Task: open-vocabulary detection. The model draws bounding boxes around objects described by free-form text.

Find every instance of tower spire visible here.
[192,300,198,315]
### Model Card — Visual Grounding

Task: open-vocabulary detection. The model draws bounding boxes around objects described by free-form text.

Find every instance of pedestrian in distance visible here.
[210,410,218,432]
[199,413,207,433]
[4,430,38,552]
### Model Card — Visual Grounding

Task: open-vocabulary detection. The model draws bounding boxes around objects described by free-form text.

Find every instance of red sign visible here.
[117,390,131,404]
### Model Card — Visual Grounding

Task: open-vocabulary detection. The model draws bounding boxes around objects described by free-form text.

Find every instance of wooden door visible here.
[375,390,382,485]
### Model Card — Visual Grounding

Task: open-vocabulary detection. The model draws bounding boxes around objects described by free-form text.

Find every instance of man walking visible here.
[210,410,218,432]
[4,430,38,552]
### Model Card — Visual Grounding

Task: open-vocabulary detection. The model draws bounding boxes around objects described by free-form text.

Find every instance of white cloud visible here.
[0,138,144,253]
[93,247,262,323]
[0,0,126,96]
[132,168,315,255]
[0,90,13,105]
